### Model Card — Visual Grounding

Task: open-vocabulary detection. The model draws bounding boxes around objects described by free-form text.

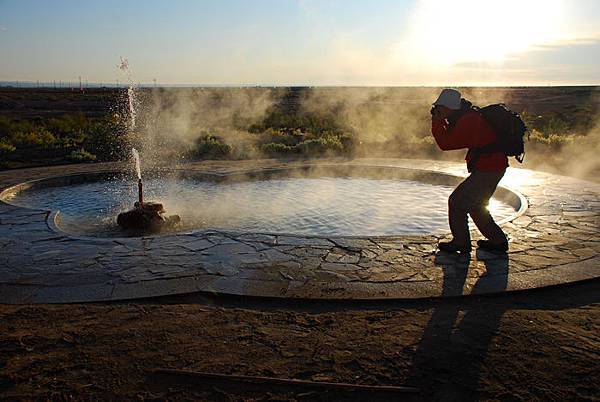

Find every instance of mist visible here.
[127,85,600,182]
[523,107,600,180]
[298,87,436,144]
[131,87,282,169]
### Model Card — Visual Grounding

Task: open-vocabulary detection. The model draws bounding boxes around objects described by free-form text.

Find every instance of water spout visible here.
[138,178,144,206]
[132,148,143,205]
[132,148,141,179]
[127,86,136,130]
[118,57,136,132]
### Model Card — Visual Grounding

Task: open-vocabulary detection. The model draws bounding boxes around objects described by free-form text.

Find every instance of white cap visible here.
[433,88,462,110]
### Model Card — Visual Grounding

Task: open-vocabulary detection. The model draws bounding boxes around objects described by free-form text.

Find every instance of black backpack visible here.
[469,104,527,170]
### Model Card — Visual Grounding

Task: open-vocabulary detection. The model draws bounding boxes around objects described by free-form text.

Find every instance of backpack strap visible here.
[466,110,502,172]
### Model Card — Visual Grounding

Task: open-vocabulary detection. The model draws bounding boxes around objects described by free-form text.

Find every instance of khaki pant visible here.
[448,169,507,247]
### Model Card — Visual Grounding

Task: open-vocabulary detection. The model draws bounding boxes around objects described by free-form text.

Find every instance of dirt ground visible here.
[0,279,598,401]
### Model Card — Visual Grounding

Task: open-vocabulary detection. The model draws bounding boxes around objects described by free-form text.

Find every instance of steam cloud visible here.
[129,85,600,181]
[299,87,436,144]
[132,87,281,168]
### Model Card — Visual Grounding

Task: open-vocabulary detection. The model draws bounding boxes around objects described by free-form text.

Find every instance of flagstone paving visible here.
[0,159,598,303]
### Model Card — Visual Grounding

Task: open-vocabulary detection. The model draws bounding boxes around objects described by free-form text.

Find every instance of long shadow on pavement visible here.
[406,250,509,400]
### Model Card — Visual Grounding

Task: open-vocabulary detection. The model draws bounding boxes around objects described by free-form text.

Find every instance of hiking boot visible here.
[438,241,471,253]
[477,240,509,253]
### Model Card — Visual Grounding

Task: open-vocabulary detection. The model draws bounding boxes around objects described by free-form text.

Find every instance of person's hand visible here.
[431,105,450,123]
[431,106,443,122]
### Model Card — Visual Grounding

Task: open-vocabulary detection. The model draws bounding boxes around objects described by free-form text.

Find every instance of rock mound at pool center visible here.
[117,201,181,232]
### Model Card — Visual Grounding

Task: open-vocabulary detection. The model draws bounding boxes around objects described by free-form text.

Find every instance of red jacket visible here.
[432,110,508,172]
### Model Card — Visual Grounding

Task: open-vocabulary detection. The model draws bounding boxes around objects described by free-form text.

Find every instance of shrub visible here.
[260,142,293,155]
[528,129,579,149]
[0,140,16,154]
[251,108,344,137]
[296,136,344,155]
[47,113,90,136]
[0,140,16,166]
[8,128,57,148]
[521,111,573,137]
[68,148,97,162]
[541,115,571,136]
[262,127,304,146]
[85,115,128,161]
[192,134,232,159]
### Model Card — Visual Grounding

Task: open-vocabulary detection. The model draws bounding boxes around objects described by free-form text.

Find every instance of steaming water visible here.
[6,176,517,238]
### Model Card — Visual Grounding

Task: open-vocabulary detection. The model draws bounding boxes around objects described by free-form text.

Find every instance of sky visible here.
[1,0,599,86]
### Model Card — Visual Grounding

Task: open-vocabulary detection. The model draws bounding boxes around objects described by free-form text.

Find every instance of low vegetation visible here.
[0,113,127,168]
[248,110,354,157]
[0,88,598,177]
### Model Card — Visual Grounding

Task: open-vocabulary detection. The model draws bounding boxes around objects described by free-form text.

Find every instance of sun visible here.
[402,0,566,66]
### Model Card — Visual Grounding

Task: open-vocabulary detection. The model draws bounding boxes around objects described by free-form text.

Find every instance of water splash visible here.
[132,148,141,179]
[117,57,129,71]
[126,86,136,131]
[118,57,136,131]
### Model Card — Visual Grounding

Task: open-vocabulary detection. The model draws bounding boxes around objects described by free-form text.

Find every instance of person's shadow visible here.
[407,249,509,400]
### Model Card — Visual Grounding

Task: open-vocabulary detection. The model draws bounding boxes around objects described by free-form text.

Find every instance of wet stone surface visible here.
[0,159,599,303]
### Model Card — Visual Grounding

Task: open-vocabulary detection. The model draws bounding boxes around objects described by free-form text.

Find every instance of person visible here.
[431,88,509,254]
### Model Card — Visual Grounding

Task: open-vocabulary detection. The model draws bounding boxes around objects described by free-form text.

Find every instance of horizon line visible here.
[1,81,599,89]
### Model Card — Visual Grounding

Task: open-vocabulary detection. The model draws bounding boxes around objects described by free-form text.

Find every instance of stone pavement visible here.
[0,159,598,303]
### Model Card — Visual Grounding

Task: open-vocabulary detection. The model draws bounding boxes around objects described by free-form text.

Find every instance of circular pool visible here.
[1,166,524,238]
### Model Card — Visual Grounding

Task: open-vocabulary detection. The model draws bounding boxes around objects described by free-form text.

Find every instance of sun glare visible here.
[405,0,566,66]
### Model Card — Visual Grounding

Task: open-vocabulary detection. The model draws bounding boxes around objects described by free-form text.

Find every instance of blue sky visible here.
[1,0,599,85]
